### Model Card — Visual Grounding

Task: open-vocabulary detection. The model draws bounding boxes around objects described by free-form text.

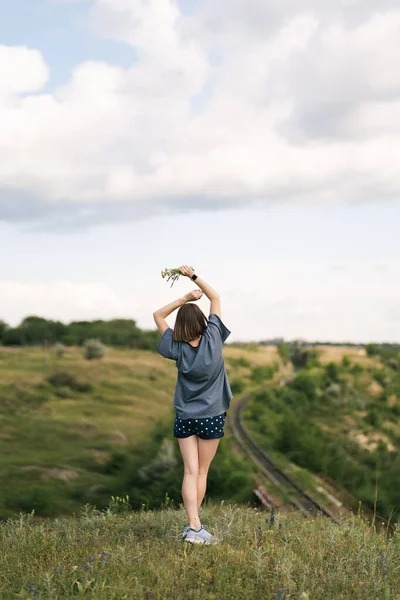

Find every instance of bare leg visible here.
[197,437,221,511]
[178,436,201,530]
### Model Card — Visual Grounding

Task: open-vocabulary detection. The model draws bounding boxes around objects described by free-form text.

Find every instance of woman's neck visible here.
[188,334,202,346]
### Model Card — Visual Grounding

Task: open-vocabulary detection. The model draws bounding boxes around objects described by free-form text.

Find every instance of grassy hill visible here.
[1,341,400,598]
[0,345,178,517]
[242,345,400,520]
[0,343,271,518]
[1,502,398,600]
[1,341,399,523]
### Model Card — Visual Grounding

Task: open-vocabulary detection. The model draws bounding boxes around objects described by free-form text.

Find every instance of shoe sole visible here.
[184,537,220,545]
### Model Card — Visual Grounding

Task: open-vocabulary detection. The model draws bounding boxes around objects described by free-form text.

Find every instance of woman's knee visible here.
[184,464,199,476]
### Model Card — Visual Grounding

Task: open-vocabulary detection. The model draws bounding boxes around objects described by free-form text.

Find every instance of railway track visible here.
[229,392,341,523]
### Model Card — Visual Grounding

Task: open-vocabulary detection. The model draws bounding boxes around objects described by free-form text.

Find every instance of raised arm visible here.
[179,265,221,318]
[153,289,204,334]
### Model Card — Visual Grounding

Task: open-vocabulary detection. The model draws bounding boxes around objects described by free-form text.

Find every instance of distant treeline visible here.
[261,339,400,349]
[0,316,160,351]
[1,316,399,352]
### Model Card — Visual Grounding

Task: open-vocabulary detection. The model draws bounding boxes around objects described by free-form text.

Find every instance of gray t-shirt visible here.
[157,313,233,419]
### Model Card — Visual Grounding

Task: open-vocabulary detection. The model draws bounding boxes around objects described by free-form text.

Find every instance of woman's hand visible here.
[183,289,203,303]
[179,265,195,278]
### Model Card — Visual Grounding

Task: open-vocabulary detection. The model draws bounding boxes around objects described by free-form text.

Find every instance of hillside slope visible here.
[242,346,400,520]
[0,343,270,517]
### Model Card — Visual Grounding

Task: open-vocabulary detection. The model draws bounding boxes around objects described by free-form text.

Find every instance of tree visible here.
[277,342,290,364]
[83,339,107,360]
[341,355,351,368]
[2,328,25,346]
[289,372,318,402]
[0,319,8,341]
[289,343,319,369]
[325,361,341,382]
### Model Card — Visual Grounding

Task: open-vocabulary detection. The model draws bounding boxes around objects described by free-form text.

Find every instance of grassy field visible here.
[0,343,268,518]
[0,345,180,517]
[0,502,398,600]
[1,343,400,598]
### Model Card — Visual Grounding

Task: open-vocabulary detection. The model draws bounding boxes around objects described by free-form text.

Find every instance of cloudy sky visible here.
[0,0,399,343]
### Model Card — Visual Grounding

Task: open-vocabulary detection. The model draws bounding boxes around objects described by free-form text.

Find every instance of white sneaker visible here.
[184,526,220,545]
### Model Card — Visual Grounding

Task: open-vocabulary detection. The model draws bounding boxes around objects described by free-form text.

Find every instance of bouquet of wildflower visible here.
[161,266,195,288]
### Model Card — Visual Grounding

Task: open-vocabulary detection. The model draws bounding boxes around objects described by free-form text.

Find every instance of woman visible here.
[153,265,233,545]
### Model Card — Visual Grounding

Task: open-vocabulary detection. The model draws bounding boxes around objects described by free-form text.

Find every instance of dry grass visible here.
[317,345,373,365]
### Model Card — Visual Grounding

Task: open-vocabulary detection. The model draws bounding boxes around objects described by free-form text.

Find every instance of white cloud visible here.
[1,2,400,226]
[0,46,49,98]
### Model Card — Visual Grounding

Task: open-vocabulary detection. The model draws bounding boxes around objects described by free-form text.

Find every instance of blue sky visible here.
[0,0,399,342]
[0,0,137,90]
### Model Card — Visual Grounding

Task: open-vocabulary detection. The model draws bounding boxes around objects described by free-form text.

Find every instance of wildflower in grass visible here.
[87,554,95,564]
[27,582,39,597]
[99,550,109,563]
[276,587,286,600]
[161,266,195,288]
[379,551,389,581]
[268,506,275,527]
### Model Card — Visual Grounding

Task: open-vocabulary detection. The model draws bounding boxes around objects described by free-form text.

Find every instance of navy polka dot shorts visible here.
[174,411,227,439]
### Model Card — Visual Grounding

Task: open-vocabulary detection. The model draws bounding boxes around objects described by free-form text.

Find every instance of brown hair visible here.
[173,303,208,342]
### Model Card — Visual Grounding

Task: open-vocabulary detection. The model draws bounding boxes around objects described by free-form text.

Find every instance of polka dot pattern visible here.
[173,411,227,439]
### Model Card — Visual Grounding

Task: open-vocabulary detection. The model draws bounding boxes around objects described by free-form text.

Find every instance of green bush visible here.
[4,485,61,517]
[138,438,178,483]
[325,361,341,382]
[47,371,78,388]
[47,370,93,393]
[277,342,290,364]
[326,383,341,397]
[387,358,400,371]
[365,343,379,357]
[250,364,277,383]
[230,379,245,395]
[341,355,351,368]
[372,369,389,387]
[54,342,67,358]
[350,363,364,376]
[365,408,381,427]
[289,345,320,369]
[55,386,73,399]
[289,372,318,402]
[227,356,251,368]
[83,338,107,360]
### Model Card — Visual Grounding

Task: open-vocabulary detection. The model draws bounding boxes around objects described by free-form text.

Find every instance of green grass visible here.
[0,503,398,599]
[0,345,262,518]
[0,347,183,517]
